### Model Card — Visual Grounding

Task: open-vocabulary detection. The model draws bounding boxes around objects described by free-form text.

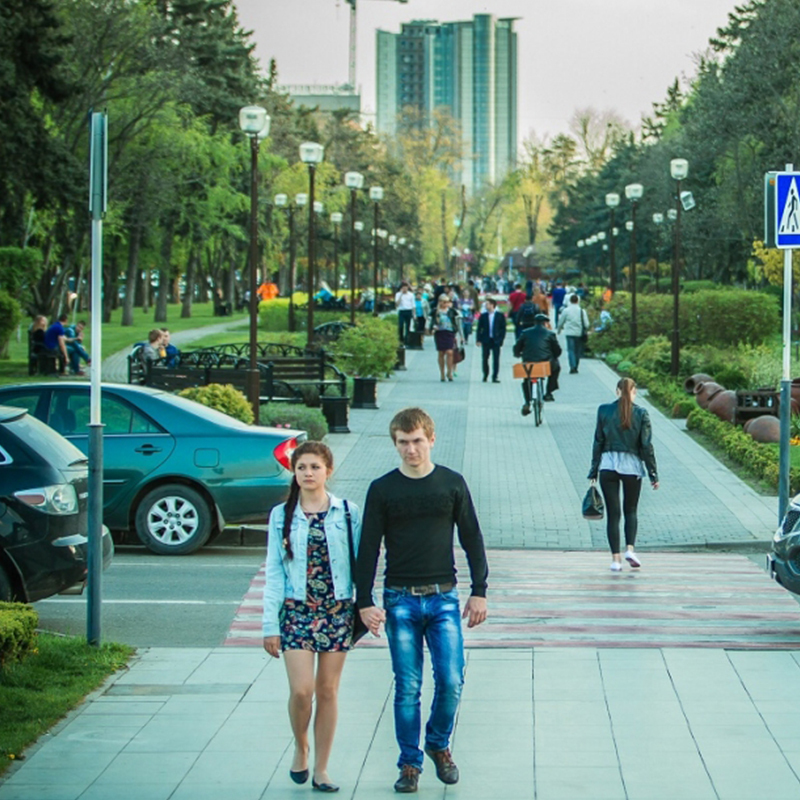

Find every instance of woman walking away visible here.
[429,294,463,382]
[263,441,361,793]
[557,294,590,373]
[587,378,659,572]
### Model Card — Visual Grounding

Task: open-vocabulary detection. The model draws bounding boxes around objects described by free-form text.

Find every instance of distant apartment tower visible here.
[376,14,518,193]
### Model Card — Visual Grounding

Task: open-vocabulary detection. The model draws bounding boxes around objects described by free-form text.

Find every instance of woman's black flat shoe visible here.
[312,779,340,792]
[290,769,309,784]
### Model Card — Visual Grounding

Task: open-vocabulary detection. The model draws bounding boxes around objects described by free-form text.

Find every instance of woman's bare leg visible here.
[283,650,315,773]
[446,349,455,379]
[313,652,348,784]
[438,351,446,379]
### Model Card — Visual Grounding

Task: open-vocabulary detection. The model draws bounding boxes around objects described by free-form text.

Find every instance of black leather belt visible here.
[386,582,454,596]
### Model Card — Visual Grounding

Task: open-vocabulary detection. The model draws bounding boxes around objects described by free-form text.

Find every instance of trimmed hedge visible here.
[686,408,800,493]
[594,289,779,351]
[628,366,692,419]
[259,402,328,441]
[0,603,38,667]
[179,384,254,424]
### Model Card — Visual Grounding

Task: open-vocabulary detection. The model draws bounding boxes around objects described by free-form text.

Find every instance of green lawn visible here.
[0,633,133,775]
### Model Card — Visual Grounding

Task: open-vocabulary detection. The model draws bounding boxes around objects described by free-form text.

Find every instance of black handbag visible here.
[582,485,604,520]
[580,309,589,344]
[344,500,369,644]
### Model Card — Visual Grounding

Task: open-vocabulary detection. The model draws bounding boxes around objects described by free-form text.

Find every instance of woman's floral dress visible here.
[279,511,355,652]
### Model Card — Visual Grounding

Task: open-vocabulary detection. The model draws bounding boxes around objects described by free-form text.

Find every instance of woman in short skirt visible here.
[429,293,463,381]
[263,441,361,793]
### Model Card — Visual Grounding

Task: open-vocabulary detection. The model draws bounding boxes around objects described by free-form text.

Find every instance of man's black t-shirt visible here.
[355,465,488,608]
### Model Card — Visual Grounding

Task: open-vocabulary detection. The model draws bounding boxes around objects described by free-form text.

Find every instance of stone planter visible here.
[694,381,724,409]
[744,415,780,443]
[352,377,378,409]
[405,330,424,350]
[320,395,350,434]
[395,345,407,371]
[707,390,737,423]
[684,373,714,395]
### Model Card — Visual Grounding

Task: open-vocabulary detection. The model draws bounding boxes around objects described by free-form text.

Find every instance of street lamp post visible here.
[330,212,343,295]
[670,158,688,376]
[576,239,585,273]
[344,172,364,324]
[596,232,607,281]
[605,193,620,292]
[238,105,270,424]
[652,213,664,293]
[369,186,383,316]
[625,183,643,346]
[398,237,406,283]
[300,142,324,347]
[388,234,397,285]
[274,193,290,326]
[291,193,308,331]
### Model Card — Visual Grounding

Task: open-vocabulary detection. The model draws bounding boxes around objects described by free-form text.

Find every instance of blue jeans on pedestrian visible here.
[383,587,465,770]
[566,335,583,371]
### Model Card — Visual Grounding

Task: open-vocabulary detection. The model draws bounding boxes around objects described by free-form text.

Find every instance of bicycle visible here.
[512,361,551,427]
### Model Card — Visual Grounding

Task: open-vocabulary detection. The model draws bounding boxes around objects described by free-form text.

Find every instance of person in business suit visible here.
[475,298,506,383]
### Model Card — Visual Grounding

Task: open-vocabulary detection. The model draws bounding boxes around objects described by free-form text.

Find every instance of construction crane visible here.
[344,0,408,89]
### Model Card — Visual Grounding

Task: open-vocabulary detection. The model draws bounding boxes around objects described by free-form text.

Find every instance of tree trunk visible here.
[121,226,141,326]
[141,268,150,314]
[181,243,197,318]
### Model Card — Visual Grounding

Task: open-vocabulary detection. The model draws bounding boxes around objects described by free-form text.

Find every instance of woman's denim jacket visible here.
[262,493,362,638]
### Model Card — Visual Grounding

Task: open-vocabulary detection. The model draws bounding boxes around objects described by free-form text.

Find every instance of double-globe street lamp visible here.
[344,172,364,323]
[369,186,384,316]
[651,212,664,293]
[670,158,689,376]
[605,193,620,292]
[625,183,644,346]
[238,105,271,424]
[300,142,324,347]
[330,212,343,294]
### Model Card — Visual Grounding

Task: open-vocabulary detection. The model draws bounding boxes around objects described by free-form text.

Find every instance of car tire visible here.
[0,564,13,602]
[134,484,213,555]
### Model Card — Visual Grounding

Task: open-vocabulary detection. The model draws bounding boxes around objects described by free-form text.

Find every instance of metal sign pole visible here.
[87,111,107,646]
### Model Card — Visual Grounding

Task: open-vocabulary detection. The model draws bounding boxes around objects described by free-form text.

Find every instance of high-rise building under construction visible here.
[376,14,518,194]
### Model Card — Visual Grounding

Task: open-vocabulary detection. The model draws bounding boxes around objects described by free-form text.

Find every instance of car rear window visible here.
[1,413,87,468]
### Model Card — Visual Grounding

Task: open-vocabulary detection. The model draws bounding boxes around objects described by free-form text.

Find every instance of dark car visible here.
[0,406,113,602]
[0,383,304,555]
[769,495,800,594]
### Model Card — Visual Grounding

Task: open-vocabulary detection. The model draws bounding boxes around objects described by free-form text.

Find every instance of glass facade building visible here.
[376,14,518,193]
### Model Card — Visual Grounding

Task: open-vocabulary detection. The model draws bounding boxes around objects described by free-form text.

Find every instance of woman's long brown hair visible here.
[281,441,334,559]
[617,377,636,430]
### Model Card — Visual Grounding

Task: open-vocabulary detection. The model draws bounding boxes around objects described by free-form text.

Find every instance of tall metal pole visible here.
[609,208,617,293]
[779,162,794,520]
[333,222,340,294]
[670,179,682,377]
[288,205,296,332]
[349,189,357,325]
[247,136,260,423]
[373,202,379,317]
[307,165,316,346]
[630,203,638,347]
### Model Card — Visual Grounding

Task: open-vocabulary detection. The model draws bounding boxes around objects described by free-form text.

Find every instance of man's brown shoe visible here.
[424,746,459,784]
[394,765,420,793]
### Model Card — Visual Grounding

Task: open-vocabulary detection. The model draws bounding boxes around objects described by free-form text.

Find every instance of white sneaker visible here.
[625,551,642,568]
[610,562,623,572]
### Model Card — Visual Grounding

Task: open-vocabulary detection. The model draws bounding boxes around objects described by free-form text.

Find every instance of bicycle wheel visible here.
[533,379,543,426]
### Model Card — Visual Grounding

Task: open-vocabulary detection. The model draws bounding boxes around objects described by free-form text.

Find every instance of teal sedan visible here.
[0,383,305,554]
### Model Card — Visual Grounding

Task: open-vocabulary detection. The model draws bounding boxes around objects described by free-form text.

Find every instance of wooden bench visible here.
[28,331,59,376]
[734,389,779,426]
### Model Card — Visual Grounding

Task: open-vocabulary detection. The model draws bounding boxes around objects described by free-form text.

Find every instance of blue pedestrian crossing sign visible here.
[776,172,800,248]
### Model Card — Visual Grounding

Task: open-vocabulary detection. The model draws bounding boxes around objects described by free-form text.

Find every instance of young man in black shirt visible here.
[356,407,488,793]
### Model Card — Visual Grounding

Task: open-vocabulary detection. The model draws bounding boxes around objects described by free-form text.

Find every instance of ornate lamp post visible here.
[652,213,664,293]
[388,234,397,285]
[300,142,324,346]
[605,192,620,292]
[670,158,689,376]
[274,193,291,326]
[369,186,384,316]
[344,172,364,323]
[238,105,270,424]
[398,237,407,283]
[625,183,643,346]
[330,212,343,295]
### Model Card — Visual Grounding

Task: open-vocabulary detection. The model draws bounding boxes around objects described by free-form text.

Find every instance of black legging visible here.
[599,470,642,553]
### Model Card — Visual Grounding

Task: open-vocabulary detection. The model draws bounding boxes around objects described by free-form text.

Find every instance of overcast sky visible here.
[234,0,742,141]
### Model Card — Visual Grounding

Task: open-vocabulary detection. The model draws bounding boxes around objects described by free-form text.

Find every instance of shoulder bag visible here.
[582,484,604,520]
[580,309,589,344]
[344,500,369,644]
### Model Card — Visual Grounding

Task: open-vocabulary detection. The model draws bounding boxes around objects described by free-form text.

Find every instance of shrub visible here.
[682,280,723,293]
[331,316,397,378]
[0,291,22,359]
[606,352,624,366]
[178,384,254,424]
[617,360,633,373]
[593,289,779,352]
[259,402,328,440]
[714,366,749,390]
[0,603,38,666]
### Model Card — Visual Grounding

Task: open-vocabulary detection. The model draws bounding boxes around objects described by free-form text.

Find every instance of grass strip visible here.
[0,633,133,775]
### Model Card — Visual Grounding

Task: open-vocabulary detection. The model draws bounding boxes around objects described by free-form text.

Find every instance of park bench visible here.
[734,389,779,426]
[28,330,59,376]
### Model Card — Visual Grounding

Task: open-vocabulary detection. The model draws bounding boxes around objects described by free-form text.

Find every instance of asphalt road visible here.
[32,544,265,647]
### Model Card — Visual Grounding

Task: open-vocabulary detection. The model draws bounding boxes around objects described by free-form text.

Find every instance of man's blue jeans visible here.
[383,587,465,770]
[566,335,583,371]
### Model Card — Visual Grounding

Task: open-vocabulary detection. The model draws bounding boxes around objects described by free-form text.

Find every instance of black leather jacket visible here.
[512,323,561,363]
[588,400,658,483]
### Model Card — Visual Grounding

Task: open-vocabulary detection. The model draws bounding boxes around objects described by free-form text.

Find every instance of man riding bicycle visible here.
[513,313,562,415]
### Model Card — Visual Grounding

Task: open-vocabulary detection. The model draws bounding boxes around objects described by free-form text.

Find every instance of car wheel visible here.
[0,564,13,602]
[134,484,213,555]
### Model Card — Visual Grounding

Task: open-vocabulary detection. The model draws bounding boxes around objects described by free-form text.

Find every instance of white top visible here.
[600,451,646,477]
[395,290,416,311]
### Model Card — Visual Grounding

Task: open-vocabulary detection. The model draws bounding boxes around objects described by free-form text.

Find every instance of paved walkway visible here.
[5,328,800,800]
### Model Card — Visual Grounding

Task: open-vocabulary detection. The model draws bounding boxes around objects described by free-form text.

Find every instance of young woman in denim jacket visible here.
[262,441,362,793]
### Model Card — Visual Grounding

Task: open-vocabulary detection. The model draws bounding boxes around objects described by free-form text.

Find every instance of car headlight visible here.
[15,484,79,515]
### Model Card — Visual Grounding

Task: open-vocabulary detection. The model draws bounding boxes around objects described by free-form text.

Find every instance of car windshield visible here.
[146,391,254,429]
[5,412,87,468]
